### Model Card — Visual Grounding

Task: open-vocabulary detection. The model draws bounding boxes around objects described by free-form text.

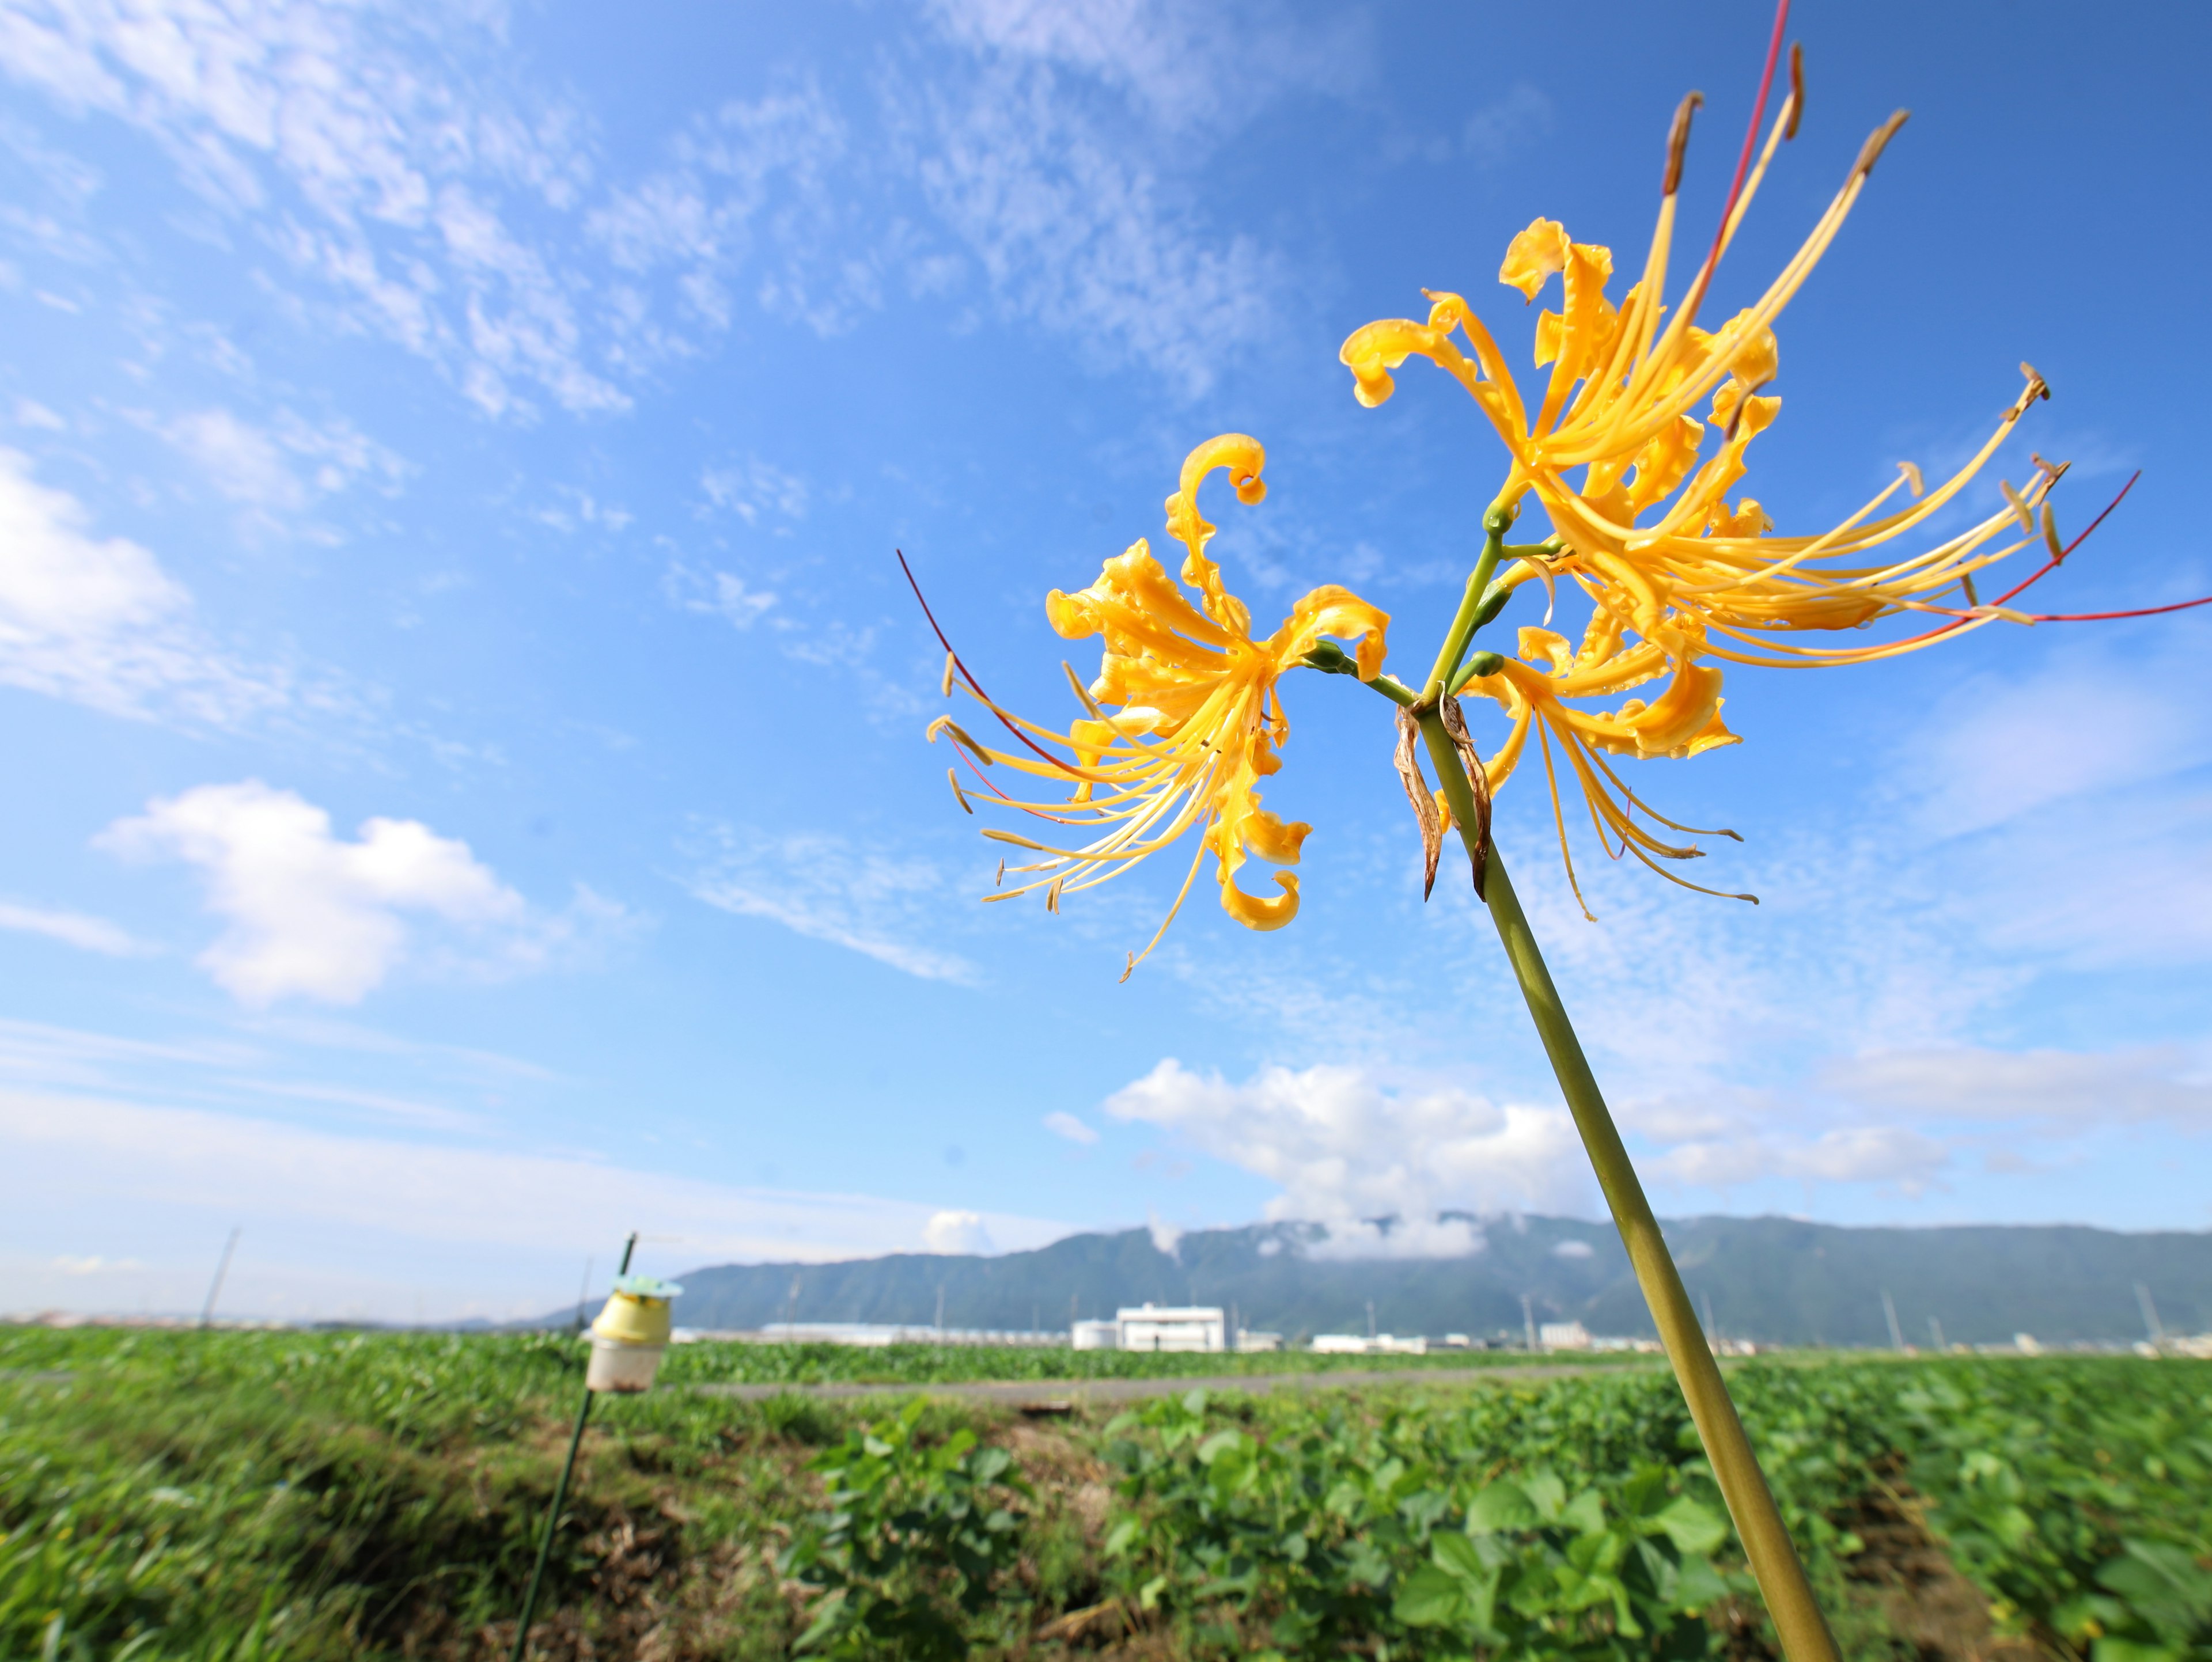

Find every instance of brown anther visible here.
[2031,452,2071,485]
[947,768,973,815]
[2041,501,2066,563]
[1662,91,1705,196]
[1960,571,1980,607]
[1046,875,1065,914]
[940,651,956,699]
[994,856,1006,886]
[1851,109,1910,180]
[1785,43,1805,140]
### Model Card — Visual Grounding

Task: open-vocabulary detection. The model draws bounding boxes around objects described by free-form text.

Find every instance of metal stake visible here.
[512,1233,635,1662]
[199,1227,241,1328]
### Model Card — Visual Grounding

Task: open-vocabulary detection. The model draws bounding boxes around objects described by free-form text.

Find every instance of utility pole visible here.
[1366,1299,1377,1340]
[1702,1291,1719,1347]
[1230,1300,1240,1352]
[785,1270,801,1331]
[2136,1282,2165,1346]
[199,1228,241,1328]
[1522,1292,1537,1353]
[1928,1316,1946,1352]
[1881,1289,1905,1352]
[935,1282,946,1333]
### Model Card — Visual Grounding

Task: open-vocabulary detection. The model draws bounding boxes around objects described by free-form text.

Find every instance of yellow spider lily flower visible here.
[929,435,1388,977]
[1340,79,2069,915]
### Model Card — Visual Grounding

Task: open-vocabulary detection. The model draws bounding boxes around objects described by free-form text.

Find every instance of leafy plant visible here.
[779,1396,1032,1659]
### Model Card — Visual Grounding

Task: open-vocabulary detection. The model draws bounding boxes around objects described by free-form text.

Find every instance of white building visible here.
[1308,1333,1430,1356]
[1116,1303,1226,1352]
[1539,1321,1593,1353]
[1070,1319,1119,1350]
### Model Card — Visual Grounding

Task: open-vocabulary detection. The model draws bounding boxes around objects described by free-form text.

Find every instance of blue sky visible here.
[2,0,2208,1323]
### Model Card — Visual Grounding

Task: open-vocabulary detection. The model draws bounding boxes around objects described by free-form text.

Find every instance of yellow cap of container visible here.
[590,1274,682,1346]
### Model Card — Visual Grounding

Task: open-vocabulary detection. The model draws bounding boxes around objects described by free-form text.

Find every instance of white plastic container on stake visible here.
[585,1273,683,1393]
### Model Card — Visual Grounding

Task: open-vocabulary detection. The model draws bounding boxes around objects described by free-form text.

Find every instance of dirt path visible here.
[688,1359,1662,1406]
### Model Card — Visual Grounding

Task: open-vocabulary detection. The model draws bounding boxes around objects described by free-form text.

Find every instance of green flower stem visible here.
[1414,707,1840,1662]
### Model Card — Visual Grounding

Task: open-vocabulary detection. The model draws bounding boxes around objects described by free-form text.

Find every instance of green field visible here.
[3,1326,2207,1661]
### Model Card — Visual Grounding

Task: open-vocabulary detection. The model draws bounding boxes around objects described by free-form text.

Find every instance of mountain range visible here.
[652,1215,2212,1347]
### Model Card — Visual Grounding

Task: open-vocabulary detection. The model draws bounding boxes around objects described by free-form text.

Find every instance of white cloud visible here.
[1552,1238,1594,1259]
[1103,1058,1594,1254]
[926,0,1368,135]
[0,1085,1073,1320]
[1904,654,2211,840]
[154,405,406,522]
[700,456,809,523]
[663,561,777,628]
[0,446,283,723]
[685,824,979,983]
[907,62,1282,399]
[1650,1126,1950,1195]
[1145,1208,1183,1258]
[1824,1045,2212,1130]
[0,0,622,417]
[97,780,533,1006]
[923,1208,994,1254]
[1043,1109,1099,1145]
[1460,84,1554,168]
[0,898,153,957]
[588,83,858,341]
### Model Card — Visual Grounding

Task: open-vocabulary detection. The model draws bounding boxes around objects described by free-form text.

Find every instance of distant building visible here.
[1306,1333,1427,1355]
[1116,1303,1226,1352]
[1070,1319,1119,1350]
[1539,1321,1593,1353]
[1234,1330,1284,1353]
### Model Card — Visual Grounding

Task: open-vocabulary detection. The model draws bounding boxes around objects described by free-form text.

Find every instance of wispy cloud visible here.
[0,1085,1073,1319]
[144,405,407,532]
[0,446,287,723]
[684,822,980,982]
[0,898,154,957]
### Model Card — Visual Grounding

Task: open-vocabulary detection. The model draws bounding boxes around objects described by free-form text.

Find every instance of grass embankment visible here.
[3,1326,2206,1660]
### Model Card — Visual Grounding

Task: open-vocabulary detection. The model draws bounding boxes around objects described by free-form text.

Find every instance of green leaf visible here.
[1522,1471,1567,1522]
[1467,1481,1538,1535]
[1652,1494,1729,1557]
[2089,1641,2182,1662]
[1674,1553,1729,1612]
[1104,1517,1141,1558]
[1560,1488,1607,1536]
[1196,1429,1244,1466]
[1432,1532,1486,1580]
[1392,1565,1467,1628]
